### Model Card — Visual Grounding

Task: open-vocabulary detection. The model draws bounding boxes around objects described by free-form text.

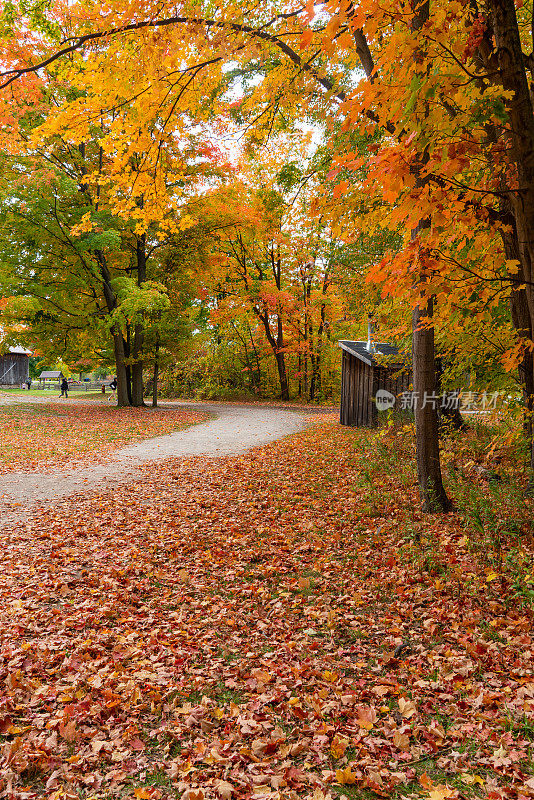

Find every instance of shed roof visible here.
[39,370,63,379]
[8,346,32,355]
[339,339,405,367]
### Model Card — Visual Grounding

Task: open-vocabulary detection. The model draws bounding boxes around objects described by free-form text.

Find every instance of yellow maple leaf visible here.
[336,767,357,785]
[427,785,458,800]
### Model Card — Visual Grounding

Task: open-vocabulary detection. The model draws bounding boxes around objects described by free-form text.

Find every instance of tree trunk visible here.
[124,325,132,406]
[249,326,262,392]
[488,0,534,478]
[413,298,452,511]
[311,301,326,401]
[275,351,290,401]
[509,263,534,476]
[131,324,145,406]
[131,233,147,407]
[500,209,534,474]
[254,308,290,401]
[409,0,451,512]
[112,327,130,407]
[95,248,131,406]
[152,332,160,408]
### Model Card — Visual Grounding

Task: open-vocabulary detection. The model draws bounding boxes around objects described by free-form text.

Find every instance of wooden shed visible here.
[0,347,31,386]
[339,338,412,427]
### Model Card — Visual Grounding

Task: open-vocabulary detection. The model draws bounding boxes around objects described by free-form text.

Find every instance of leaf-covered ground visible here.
[1,420,533,800]
[0,402,205,474]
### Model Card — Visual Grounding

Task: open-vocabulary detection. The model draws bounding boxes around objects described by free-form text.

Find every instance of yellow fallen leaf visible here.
[460,774,484,786]
[393,730,411,751]
[322,670,338,683]
[398,697,417,718]
[427,785,458,800]
[336,767,358,785]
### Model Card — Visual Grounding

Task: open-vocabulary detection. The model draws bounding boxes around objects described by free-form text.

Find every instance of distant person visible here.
[26,379,31,391]
[59,377,69,398]
[108,376,117,402]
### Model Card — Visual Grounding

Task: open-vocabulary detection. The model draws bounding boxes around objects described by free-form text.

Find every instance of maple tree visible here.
[184,134,392,402]
[202,142,342,402]
[0,76,228,406]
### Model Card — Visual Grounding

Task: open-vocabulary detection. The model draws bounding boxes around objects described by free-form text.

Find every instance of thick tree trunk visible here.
[152,333,160,408]
[509,268,534,475]
[488,0,534,478]
[275,351,290,401]
[501,213,534,474]
[409,0,450,512]
[95,248,131,406]
[413,298,452,511]
[131,324,145,406]
[112,327,130,407]
[253,306,289,401]
[131,233,147,407]
[124,326,132,406]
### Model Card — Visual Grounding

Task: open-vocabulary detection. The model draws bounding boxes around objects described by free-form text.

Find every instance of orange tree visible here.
[199,138,349,402]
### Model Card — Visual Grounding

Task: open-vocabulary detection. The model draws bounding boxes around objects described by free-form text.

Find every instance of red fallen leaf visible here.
[130,737,146,751]
[284,766,307,787]
[0,715,13,734]
[59,719,77,741]
[363,772,389,797]
[290,704,307,720]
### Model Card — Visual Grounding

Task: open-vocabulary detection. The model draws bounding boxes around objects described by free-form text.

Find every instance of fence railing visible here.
[32,382,108,391]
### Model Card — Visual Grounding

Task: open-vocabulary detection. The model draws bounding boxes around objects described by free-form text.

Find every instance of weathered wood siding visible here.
[0,354,29,385]
[373,366,412,403]
[340,353,412,427]
[340,351,375,426]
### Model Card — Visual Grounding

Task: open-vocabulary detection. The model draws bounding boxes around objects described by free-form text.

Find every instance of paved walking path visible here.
[0,401,314,527]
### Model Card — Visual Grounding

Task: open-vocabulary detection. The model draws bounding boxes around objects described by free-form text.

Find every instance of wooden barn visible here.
[339,335,411,427]
[0,346,31,386]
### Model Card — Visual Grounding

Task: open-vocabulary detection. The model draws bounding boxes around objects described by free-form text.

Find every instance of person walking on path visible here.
[108,376,117,402]
[59,378,69,398]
